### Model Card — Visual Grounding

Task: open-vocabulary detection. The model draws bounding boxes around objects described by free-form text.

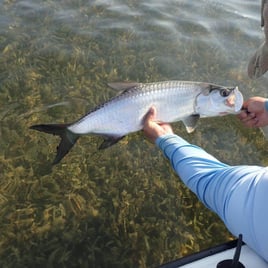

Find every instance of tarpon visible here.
[248,0,268,78]
[30,81,243,164]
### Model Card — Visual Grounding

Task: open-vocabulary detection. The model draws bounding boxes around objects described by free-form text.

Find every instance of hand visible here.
[143,106,174,143]
[237,97,268,127]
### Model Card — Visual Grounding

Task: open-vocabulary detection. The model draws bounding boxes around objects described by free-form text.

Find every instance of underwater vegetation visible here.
[0,0,268,267]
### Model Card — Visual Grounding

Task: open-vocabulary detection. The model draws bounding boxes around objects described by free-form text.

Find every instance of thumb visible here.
[242,99,250,110]
[145,106,157,122]
[143,106,157,129]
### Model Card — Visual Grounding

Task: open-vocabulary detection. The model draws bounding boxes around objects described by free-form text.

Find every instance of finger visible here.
[237,110,248,120]
[243,118,259,128]
[242,99,251,109]
[144,106,157,125]
[240,113,256,123]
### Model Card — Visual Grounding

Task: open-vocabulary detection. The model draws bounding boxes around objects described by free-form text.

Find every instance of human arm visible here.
[156,134,268,262]
[143,107,268,262]
[238,96,268,127]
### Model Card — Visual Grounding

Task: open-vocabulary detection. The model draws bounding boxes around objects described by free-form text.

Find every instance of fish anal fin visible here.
[99,136,125,150]
[182,115,200,133]
[108,82,140,91]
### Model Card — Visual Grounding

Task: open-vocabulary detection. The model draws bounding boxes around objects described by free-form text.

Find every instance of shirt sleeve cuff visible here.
[265,99,268,112]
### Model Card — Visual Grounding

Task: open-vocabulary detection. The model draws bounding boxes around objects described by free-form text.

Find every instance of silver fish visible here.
[248,0,268,78]
[30,81,243,164]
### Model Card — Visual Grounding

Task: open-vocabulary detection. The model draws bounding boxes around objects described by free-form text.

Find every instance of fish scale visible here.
[30,80,243,164]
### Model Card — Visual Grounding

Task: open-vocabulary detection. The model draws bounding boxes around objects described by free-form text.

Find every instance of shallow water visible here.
[0,0,268,267]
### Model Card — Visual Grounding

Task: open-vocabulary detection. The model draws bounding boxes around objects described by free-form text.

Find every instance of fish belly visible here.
[68,82,201,137]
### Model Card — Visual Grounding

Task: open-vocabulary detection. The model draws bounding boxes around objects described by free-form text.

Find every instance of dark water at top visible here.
[0,0,267,267]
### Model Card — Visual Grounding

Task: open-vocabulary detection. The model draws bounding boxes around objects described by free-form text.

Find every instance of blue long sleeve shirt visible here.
[156,134,268,262]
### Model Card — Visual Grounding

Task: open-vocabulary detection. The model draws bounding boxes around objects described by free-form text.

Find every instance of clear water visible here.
[0,0,267,267]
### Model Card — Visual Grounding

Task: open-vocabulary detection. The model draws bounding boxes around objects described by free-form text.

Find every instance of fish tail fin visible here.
[30,124,79,165]
[248,42,268,79]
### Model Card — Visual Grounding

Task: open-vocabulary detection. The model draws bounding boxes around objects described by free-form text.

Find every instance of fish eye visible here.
[220,89,230,97]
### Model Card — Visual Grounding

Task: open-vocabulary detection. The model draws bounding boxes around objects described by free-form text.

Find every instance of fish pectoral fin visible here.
[108,82,141,91]
[99,136,125,150]
[182,115,200,133]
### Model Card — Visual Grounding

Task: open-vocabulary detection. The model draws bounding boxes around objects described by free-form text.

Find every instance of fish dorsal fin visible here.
[182,115,200,133]
[108,82,141,91]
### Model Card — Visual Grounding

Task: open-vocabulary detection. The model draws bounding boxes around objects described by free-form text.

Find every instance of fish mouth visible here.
[225,87,244,113]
